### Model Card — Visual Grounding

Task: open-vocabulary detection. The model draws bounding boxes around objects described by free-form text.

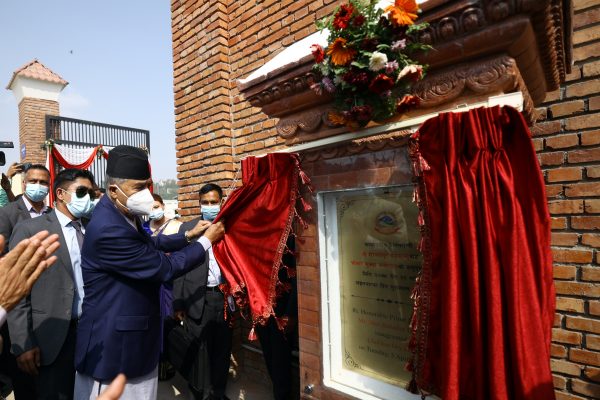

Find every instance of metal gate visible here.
[46,115,150,188]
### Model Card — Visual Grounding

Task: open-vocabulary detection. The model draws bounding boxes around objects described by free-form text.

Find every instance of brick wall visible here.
[18,97,58,165]
[172,0,338,217]
[533,1,600,399]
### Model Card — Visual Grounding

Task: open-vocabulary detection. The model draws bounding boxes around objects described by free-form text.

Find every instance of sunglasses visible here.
[66,186,97,200]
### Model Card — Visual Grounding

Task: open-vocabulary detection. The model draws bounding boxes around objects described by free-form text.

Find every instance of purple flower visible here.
[322,77,336,93]
[385,60,399,74]
[391,39,407,52]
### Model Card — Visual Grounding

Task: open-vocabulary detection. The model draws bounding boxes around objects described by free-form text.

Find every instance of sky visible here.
[0,1,177,179]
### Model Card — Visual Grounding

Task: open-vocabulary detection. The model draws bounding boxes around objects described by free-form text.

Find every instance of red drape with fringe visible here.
[408,106,555,400]
[213,153,310,338]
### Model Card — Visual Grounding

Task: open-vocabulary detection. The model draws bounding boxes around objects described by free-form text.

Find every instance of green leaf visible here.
[350,61,368,69]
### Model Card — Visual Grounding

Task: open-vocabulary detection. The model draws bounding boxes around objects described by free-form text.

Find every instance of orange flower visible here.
[386,0,419,26]
[396,94,420,113]
[328,111,346,126]
[326,37,357,66]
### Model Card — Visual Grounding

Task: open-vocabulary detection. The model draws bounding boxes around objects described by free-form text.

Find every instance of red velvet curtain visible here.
[213,153,309,336]
[409,106,555,400]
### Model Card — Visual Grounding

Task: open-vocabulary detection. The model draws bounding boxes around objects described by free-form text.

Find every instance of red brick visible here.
[565,113,600,131]
[568,147,600,163]
[588,166,600,178]
[575,0,600,11]
[582,233,600,248]
[581,130,600,146]
[551,217,568,229]
[549,101,585,118]
[547,135,581,150]
[547,167,583,182]
[572,379,600,398]
[546,184,564,198]
[591,96,600,111]
[552,232,580,246]
[566,79,600,98]
[584,60,600,78]
[565,182,600,197]
[532,121,562,136]
[545,90,561,103]
[556,281,600,297]
[574,42,600,63]
[548,199,584,214]
[582,266,600,282]
[567,316,600,334]
[572,216,600,230]
[571,348,600,366]
[554,264,578,279]
[552,343,569,358]
[553,374,567,390]
[584,365,600,382]
[555,392,587,400]
[532,138,544,151]
[556,297,586,313]
[557,313,564,327]
[551,359,584,376]
[585,199,600,213]
[553,248,594,263]
[587,334,600,351]
[591,301,600,317]
[539,152,565,166]
[553,328,583,345]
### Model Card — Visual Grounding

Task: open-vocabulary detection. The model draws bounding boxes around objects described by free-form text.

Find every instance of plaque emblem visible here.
[374,211,400,234]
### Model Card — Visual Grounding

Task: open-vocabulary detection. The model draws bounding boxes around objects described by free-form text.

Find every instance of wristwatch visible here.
[184,230,193,243]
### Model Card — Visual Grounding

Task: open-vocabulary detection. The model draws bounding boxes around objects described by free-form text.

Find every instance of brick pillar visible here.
[171,0,235,218]
[6,59,68,165]
[17,97,59,164]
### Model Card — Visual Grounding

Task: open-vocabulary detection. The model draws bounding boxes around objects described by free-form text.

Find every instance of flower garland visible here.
[311,0,431,129]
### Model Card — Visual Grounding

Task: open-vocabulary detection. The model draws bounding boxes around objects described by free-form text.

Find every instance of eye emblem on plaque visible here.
[374,212,400,234]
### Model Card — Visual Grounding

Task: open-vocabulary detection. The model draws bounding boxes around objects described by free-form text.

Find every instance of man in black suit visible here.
[9,168,97,400]
[173,183,232,400]
[0,164,50,400]
[0,164,51,247]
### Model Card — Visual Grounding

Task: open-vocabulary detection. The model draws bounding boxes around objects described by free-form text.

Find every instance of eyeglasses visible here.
[69,186,97,200]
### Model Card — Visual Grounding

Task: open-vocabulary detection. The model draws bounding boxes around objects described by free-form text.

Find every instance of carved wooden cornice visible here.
[275,55,535,141]
[237,0,571,141]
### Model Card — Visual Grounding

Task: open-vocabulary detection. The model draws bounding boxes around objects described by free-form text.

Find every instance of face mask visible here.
[25,183,49,202]
[66,192,96,219]
[115,186,154,216]
[149,208,164,221]
[201,205,220,222]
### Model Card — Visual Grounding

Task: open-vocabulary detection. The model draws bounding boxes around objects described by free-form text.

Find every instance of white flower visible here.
[369,51,388,72]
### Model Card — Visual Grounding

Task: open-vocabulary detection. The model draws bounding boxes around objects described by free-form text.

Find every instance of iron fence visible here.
[46,115,150,188]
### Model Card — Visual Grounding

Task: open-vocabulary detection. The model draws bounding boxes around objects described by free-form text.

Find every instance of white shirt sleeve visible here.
[0,306,6,328]
[198,236,212,251]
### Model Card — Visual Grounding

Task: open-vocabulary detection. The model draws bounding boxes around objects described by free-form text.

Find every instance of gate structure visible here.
[46,115,150,188]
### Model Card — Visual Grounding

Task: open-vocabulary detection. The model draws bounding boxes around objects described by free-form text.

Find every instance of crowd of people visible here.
[0,145,297,400]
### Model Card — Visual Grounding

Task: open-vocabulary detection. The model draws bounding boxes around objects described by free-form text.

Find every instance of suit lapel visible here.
[46,211,75,280]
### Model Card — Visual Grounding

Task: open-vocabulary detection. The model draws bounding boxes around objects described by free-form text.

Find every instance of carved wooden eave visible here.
[237,0,572,144]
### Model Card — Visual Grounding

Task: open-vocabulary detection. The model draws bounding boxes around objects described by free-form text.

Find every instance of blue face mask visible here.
[201,205,220,222]
[149,208,165,221]
[66,192,96,219]
[25,183,49,202]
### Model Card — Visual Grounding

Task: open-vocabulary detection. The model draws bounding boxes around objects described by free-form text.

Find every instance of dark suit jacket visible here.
[74,196,207,381]
[0,197,33,246]
[7,210,78,365]
[173,217,210,321]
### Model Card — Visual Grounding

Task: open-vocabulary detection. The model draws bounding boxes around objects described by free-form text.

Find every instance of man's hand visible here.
[1,173,10,191]
[16,347,40,375]
[6,163,21,179]
[174,310,186,322]
[0,231,60,312]
[203,221,225,244]
[97,374,126,400]
[186,220,211,240]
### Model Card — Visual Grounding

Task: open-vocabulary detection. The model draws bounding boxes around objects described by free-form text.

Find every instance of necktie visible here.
[70,220,84,251]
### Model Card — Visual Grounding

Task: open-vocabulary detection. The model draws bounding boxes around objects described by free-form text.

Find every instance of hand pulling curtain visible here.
[213,153,311,338]
[408,106,555,400]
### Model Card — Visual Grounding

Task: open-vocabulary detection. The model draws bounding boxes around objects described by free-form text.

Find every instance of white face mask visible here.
[115,185,154,216]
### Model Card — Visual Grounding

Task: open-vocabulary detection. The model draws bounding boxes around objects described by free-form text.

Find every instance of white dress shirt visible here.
[55,209,85,318]
[207,247,223,287]
[22,196,49,218]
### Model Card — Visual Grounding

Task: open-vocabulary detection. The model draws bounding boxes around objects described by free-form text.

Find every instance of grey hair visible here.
[104,174,127,191]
